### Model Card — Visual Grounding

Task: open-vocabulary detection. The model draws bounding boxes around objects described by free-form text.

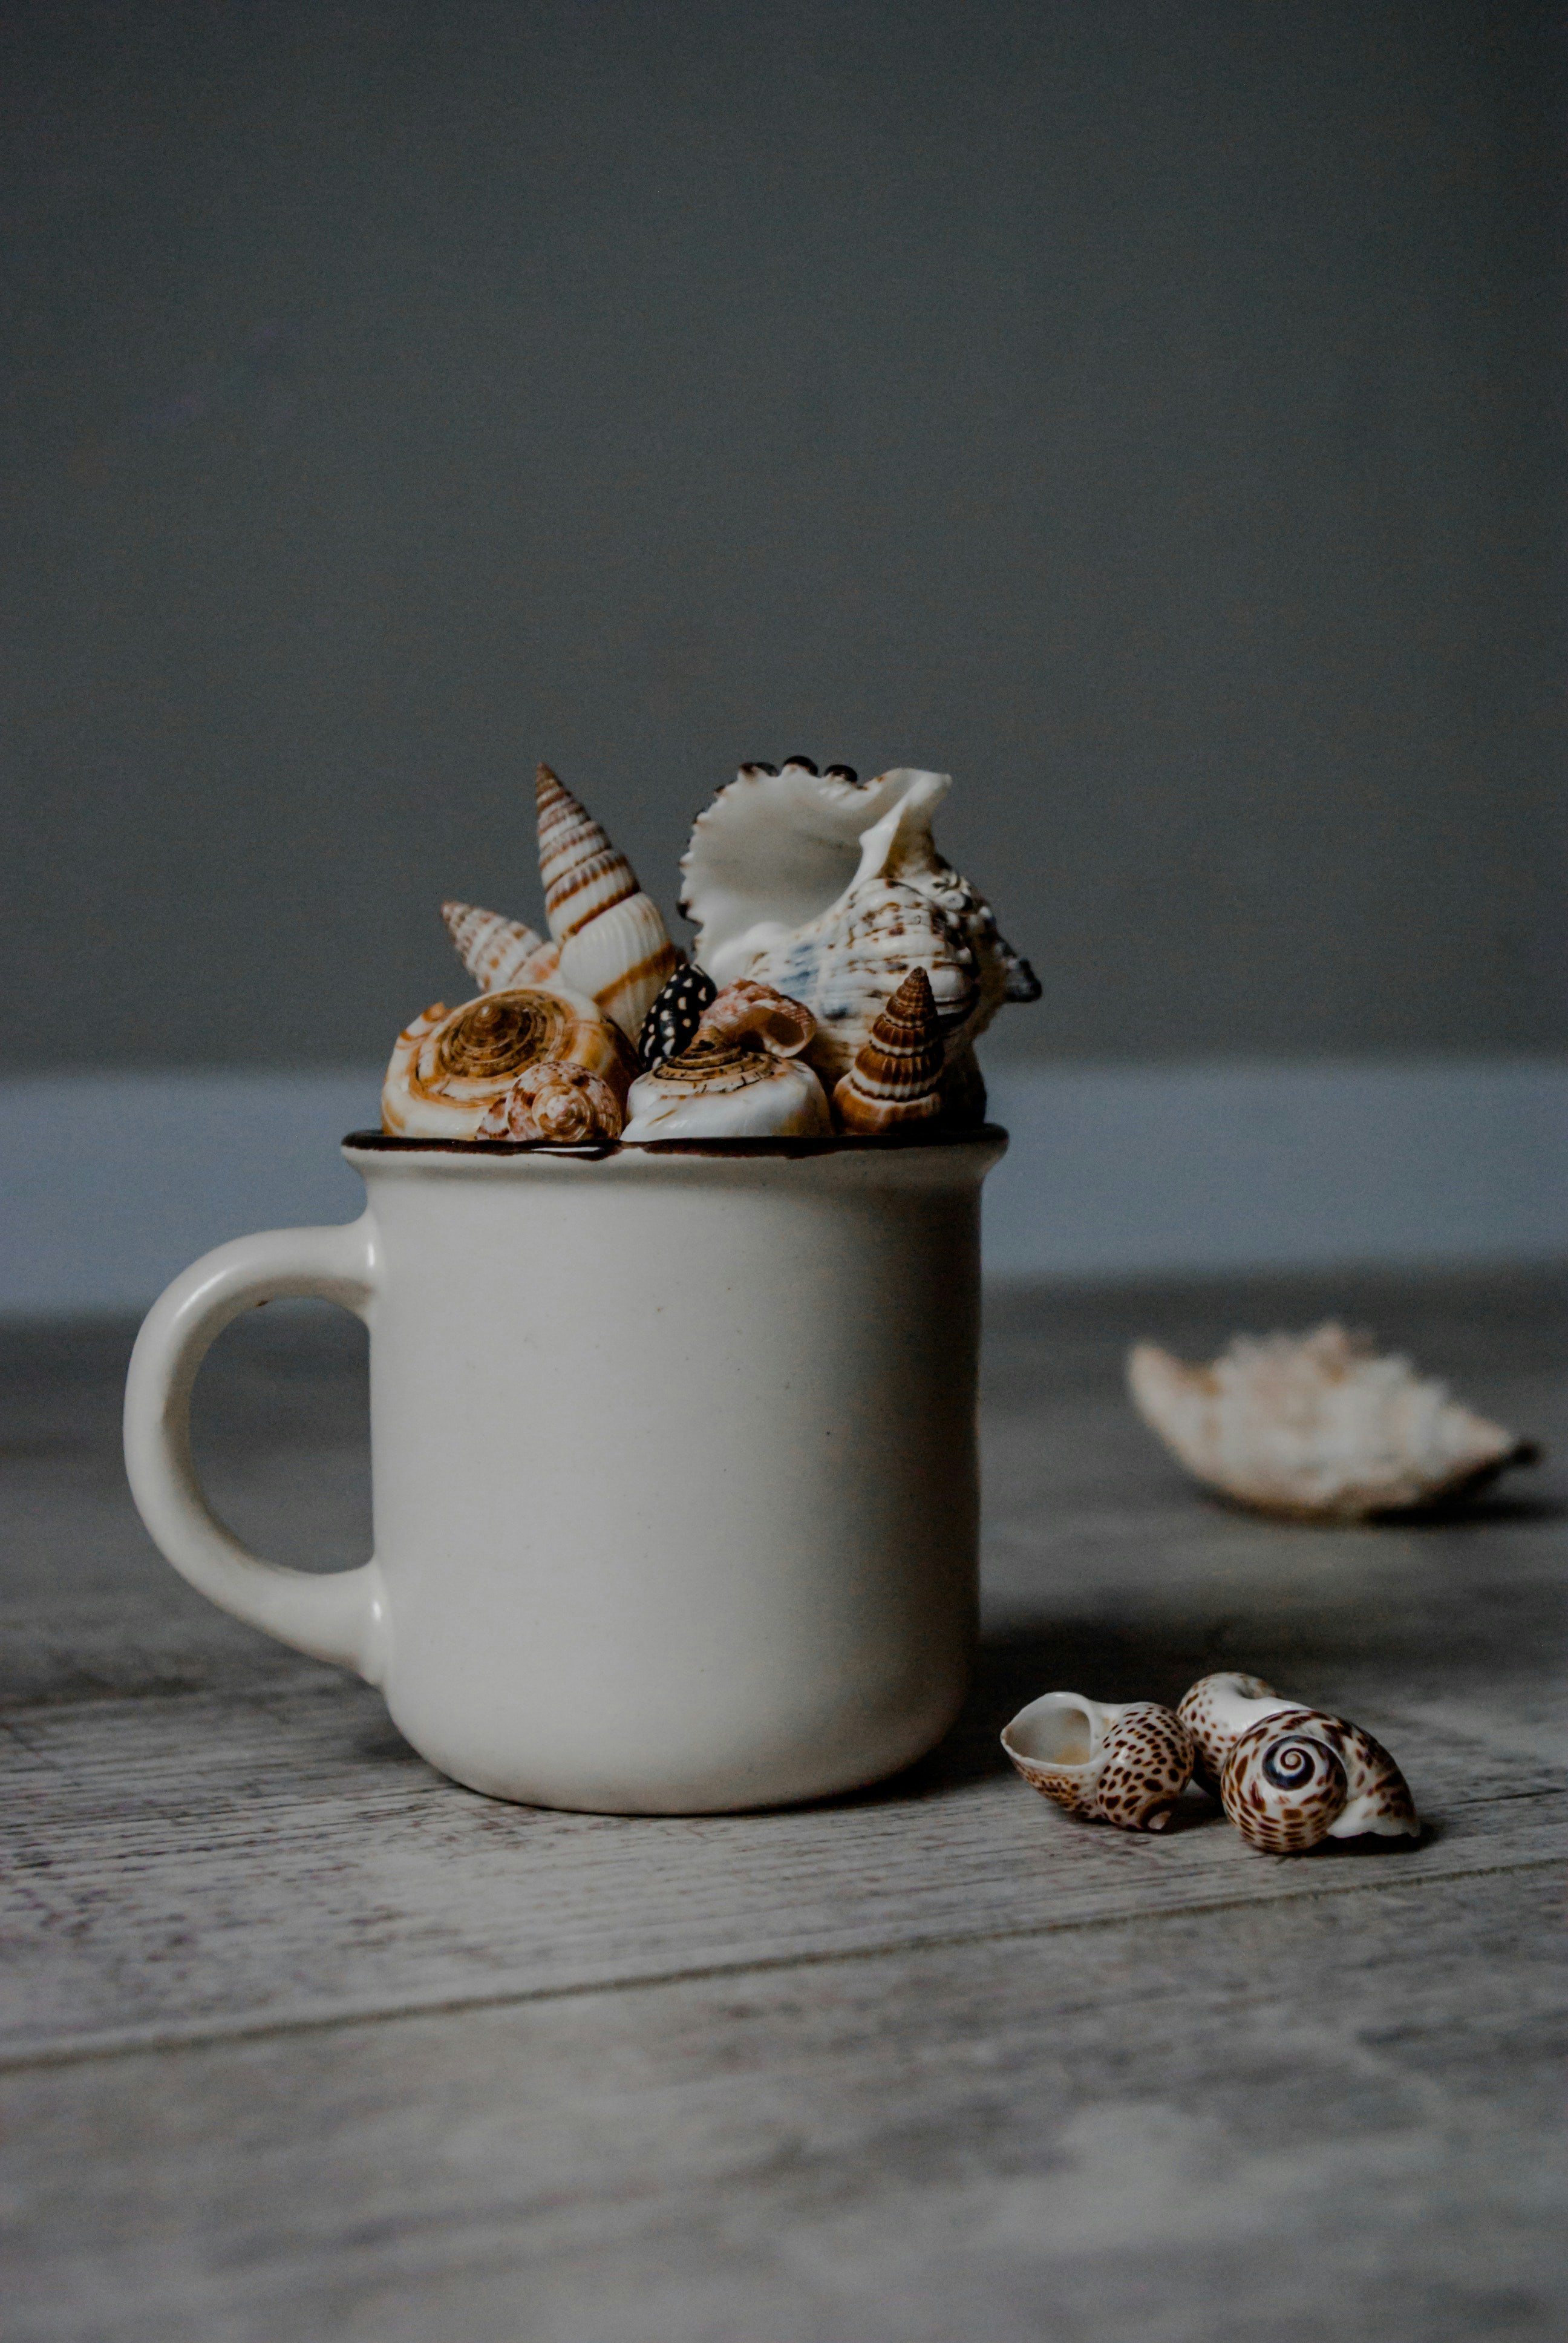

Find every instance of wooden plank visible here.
[2,1676,1561,2059]
[3,1868,1562,2343]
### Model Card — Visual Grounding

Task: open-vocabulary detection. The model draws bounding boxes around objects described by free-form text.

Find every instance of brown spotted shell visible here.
[833,966,945,1132]
[1220,1708,1420,1854]
[381,985,635,1140]
[1001,1693,1195,1832]
[536,765,679,1040]
[1177,1670,1278,1795]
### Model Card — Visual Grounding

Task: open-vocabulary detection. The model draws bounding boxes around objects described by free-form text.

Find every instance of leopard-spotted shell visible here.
[1001,1693,1194,1833]
[1178,1672,1420,1852]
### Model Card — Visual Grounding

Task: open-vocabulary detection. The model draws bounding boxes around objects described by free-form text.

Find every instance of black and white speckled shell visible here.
[637,964,719,1072]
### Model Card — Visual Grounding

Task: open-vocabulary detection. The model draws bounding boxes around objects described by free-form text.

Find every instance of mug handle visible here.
[123,1216,389,1685]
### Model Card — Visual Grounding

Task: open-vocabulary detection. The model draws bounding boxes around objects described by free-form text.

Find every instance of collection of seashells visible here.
[1002,1671,1421,1852]
[382,758,1040,1146]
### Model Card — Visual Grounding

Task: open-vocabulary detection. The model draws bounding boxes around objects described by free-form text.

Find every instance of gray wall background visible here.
[1,0,1561,1073]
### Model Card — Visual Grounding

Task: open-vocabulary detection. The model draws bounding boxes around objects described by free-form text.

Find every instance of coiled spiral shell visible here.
[536,765,679,1041]
[1001,1693,1195,1833]
[475,1061,626,1145]
[381,985,635,1140]
[440,901,561,995]
[833,966,945,1132]
[691,978,816,1058]
[621,1027,831,1142]
[1177,1673,1420,1852]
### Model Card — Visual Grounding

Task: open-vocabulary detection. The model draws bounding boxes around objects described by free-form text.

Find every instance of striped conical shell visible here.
[832,966,945,1132]
[535,765,679,1040]
[441,901,558,995]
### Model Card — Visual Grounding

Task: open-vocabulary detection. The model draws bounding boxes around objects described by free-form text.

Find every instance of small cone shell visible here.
[535,764,679,1040]
[441,901,555,995]
[833,966,945,1132]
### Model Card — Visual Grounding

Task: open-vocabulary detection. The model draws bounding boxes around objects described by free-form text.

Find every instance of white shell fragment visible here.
[1178,1673,1420,1853]
[622,980,830,1141]
[1001,1693,1195,1832]
[381,985,635,1141]
[679,759,1037,1103]
[537,765,680,1041]
[1128,1323,1538,1519]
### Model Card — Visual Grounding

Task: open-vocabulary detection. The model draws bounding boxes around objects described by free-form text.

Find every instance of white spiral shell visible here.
[621,1036,831,1141]
[536,765,679,1041]
[381,985,635,1141]
[1177,1673,1420,1853]
[1001,1693,1195,1832]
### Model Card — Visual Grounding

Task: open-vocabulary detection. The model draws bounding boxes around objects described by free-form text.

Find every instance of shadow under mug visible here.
[124,1126,1008,1814]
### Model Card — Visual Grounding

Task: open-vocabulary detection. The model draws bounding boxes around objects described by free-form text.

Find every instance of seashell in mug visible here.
[692,978,816,1059]
[441,900,561,994]
[621,1031,831,1142]
[1177,1673,1420,1854]
[834,966,946,1133]
[536,764,680,1041]
[1128,1323,1540,1519]
[637,963,719,1071]
[1001,1693,1195,1832]
[679,759,1038,1052]
[475,1061,625,1145]
[381,984,636,1140]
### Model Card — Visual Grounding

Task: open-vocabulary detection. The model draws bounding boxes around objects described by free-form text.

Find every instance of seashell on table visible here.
[1177,1672,1420,1853]
[1128,1323,1540,1519]
[1001,1693,1195,1831]
[381,983,636,1141]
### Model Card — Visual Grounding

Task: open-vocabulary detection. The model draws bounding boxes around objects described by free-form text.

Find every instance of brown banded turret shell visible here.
[833,966,945,1132]
[536,765,679,1041]
[1177,1673,1420,1853]
[1001,1693,1195,1832]
[381,983,636,1140]
[441,900,561,994]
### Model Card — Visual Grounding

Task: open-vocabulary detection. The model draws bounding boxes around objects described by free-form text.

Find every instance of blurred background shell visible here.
[1128,1323,1538,1518]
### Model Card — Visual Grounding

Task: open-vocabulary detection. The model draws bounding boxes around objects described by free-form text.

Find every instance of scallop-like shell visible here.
[833,966,945,1132]
[1177,1673,1419,1853]
[381,985,635,1140]
[679,759,1037,1057]
[475,1061,625,1145]
[440,901,561,994]
[536,765,680,1041]
[621,1032,831,1141]
[1128,1323,1538,1519]
[1001,1693,1195,1832]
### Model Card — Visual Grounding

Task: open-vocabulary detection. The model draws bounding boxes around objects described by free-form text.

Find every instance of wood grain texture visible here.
[1,1273,1564,2336]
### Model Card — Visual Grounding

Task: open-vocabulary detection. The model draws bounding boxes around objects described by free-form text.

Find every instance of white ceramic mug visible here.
[124,1127,1006,1813]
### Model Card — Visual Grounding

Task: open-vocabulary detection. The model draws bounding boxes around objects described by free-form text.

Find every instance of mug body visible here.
[345,1130,1005,1812]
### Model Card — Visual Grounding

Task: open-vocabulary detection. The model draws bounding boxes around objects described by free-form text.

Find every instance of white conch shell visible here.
[711,782,982,1095]
[381,984,635,1140]
[1001,1693,1195,1832]
[680,757,1038,1024]
[441,901,561,994]
[834,965,945,1132]
[621,1031,831,1142]
[1177,1673,1420,1853]
[1128,1323,1538,1519]
[536,765,679,1041]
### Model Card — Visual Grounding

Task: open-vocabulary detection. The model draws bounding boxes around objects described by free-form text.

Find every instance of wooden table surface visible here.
[2,1270,1564,2342]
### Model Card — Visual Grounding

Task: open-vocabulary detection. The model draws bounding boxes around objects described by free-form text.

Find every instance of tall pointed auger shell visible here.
[441,901,560,994]
[535,765,679,1041]
[834,965,946,1132]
